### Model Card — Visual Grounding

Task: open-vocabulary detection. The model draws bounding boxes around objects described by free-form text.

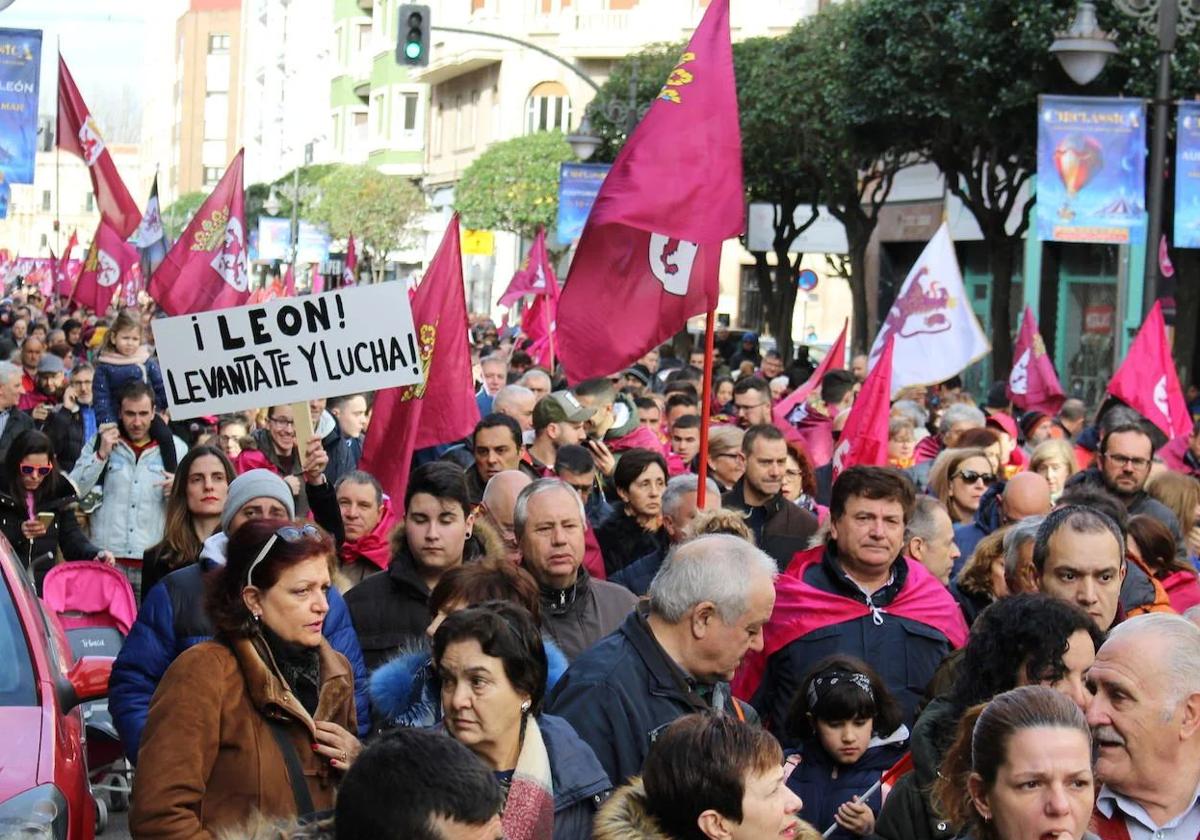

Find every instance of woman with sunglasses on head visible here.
[928,448,997,525]
[131,519,360,838]
[0,429,112,592]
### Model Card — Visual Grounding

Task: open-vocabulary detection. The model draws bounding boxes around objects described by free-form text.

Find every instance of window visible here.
[356,23,372,52]
[401,91,418,132]
[85,194,94,213]
[335,24,346,65]
[525,81,571,133]
[41,190,51,211]
[203,166,224,186]
[208,33,230,55]
[352,111,368,150]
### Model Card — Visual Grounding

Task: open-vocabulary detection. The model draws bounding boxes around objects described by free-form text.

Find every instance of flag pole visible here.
[55,36,61,255]
[546,297,555,376]
[695,308,717,508]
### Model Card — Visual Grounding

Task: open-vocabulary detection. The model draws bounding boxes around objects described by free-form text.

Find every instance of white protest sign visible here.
[151,283,423,419]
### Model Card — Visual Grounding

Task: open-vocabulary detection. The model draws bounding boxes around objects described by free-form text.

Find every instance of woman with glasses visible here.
[131,519,360,837]
[140,445,235,596]
[0,429,112,592]
[928,448,996,525]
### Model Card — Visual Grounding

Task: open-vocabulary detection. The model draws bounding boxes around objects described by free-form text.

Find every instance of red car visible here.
[0,547,113,839]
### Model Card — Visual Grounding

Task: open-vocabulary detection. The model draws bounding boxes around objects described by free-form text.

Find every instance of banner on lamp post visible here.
[0,28,42,185]
[1036,96,1146,245]
[1174,102,1200,249]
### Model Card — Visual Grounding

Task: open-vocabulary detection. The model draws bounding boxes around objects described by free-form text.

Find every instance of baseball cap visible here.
[37,355,65,375]
[533,391,595,431]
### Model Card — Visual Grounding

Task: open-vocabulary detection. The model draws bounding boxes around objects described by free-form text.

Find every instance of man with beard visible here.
[1087,614,1200,840]
[45,362,96,471]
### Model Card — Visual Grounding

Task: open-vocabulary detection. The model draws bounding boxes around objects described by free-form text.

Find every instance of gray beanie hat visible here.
[221,468,296,534]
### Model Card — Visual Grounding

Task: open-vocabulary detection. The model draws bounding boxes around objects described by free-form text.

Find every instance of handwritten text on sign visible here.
[151,283,422,419]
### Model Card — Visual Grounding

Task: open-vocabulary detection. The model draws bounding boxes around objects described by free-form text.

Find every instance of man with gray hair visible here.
[1002,515,1044,594]
[0,360,33,462]
[913,402,985,463]
[547,533,776,784]
[610,473,721,596]
[904,496,959,586]
[515,478,636,660]
[517,368,552,401]
[1087,614,1200,840]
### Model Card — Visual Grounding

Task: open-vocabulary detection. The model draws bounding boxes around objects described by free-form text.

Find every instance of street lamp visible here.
[566,114,602,161]
[1051,0,1200,317]
[564,59,651,161]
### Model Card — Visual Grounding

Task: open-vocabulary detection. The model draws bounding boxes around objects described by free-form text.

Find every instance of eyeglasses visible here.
[714,451,741,461]
[952,470,997,486]
[268,416,295,428]
[19,464,52,478]
[733,402,765,413]
[1104,453,1151,470]
[246,524,321,587]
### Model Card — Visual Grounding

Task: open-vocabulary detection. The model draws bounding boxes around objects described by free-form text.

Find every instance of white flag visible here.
[868,222,990,396]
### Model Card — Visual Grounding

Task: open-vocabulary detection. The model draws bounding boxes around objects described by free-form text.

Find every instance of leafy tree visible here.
[309,164,424,283]
[162,192,206,240]
[455,131,576,238]
[584,43,684,163]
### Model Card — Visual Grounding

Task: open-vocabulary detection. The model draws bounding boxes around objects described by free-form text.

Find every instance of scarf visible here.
[339,498,398,571]
[502,716,555,840]
[260,624,321,716]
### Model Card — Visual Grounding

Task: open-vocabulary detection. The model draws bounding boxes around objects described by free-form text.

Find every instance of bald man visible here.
[953,471,1052,578]
[480,469,533,564]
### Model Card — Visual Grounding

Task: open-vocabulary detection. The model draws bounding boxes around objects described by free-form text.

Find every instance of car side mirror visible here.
[57,655,113,712]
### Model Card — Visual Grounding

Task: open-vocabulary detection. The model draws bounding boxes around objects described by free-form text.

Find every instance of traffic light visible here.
[397,4,430,67]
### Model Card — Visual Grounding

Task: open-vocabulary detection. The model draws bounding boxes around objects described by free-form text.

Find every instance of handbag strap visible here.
[265,717,316,817]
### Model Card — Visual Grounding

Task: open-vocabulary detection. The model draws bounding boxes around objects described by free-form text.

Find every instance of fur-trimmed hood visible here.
[595,778,821,840]
[386,514,505,567]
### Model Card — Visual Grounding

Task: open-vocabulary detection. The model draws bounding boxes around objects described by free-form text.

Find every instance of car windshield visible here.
[0,576,36,706]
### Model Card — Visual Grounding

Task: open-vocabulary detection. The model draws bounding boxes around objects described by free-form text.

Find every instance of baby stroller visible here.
[42,562,139,834]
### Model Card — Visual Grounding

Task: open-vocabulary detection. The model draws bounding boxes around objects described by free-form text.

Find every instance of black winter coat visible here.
[0,474,99,592]
[875,696,960,840]
[723,480,819,572]
[593,507,669,577]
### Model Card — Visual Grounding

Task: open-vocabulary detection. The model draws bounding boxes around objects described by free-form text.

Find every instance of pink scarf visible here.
[502,716,555,840]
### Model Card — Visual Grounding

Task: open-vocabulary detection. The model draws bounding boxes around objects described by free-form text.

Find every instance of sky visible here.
[1,0,155,136]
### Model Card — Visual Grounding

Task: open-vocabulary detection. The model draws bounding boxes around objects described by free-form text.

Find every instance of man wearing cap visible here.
[529,391,594,476]
[20,353,66,417]
[108,467,369,763]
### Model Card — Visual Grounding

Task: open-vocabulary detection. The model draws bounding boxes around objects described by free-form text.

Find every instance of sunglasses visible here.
[953,469,997,486]
[19,464,52,478]
[245,524,321,587]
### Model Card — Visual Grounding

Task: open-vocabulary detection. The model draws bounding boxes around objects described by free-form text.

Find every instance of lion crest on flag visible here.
[96,250,121,288]
[78,115,106,166]
[210,215,249,292]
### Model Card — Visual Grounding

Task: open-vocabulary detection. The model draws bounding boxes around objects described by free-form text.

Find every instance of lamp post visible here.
[565,58,649,161]
[1050,0,1200,319]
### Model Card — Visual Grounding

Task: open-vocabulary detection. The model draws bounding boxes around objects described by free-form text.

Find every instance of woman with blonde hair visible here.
[1147,470,1200,562]
[1028,438,1079,503]
[928,448,997,525]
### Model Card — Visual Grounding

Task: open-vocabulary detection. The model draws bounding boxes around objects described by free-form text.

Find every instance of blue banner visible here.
[1036,96,1146,244]
[0,29,42,186]
[255,216,331,263]
[1175,102,1200,250]
[556,162,610,247]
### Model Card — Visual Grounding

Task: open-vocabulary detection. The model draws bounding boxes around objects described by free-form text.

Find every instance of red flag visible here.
[557,0,743,381]
[149,150,250,315]
[773,320,848,427]
[310,264,324,295]
[282,263,296,297]
[500,226,559,308]
[342,235,357,286]
[72,220,138,314]
[521,292,557,368]
[1007,306,1064,415]
[359,215,480,511]
[58,230,78,282]
[57,56,141,238]
[831,337,894,482]
[1107,301,1191,438]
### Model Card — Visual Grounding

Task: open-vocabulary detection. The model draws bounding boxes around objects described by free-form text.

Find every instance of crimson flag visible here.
[342,235,357,286]
[521,292,557,369]
[310,264,324,295]
[149,150,250,315]
[57,56,141,238]
[773,320,847,427]
[500,226,558,308]
[556,0,743,381]
[72,220,138,314]
[831,337,894,482]
[282,263,296,297]
[359,215,480,511]
[1107,301,1191,438]
[1007,306,1064,415]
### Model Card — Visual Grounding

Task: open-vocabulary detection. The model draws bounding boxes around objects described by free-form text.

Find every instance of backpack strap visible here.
[265,717,316,817]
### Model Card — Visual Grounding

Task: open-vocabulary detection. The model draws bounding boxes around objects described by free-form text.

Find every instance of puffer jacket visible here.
[0,473,99,590]
[536,713,614,840]
[129,637,355,839]
[68,431,188,558]
[369,636,571,731]
[344,520,503,670]
[595,778,821,840]
[92,348,169,424]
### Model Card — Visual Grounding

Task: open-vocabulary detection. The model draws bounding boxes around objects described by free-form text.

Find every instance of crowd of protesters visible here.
[5,286,1200,840]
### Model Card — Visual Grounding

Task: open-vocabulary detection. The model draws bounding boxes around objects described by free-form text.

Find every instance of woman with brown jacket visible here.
[130,519,360,839]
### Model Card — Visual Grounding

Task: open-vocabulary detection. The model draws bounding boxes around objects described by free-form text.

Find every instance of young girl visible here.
[92,309,169,426]
[785,656,909,840]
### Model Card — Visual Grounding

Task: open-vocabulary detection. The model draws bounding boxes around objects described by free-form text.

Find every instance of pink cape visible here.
[731,545,968,701]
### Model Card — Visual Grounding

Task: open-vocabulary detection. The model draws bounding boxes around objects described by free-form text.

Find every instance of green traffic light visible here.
[404,39,422,60]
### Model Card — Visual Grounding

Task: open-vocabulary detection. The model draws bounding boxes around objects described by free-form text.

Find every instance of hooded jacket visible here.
[343,519,503,670]
[595,778,822,840]
[368,637,570,731]
[604,394,667,455]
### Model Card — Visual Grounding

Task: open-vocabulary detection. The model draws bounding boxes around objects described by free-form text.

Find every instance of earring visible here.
[520,700,531,713]
[253,613,262,623]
